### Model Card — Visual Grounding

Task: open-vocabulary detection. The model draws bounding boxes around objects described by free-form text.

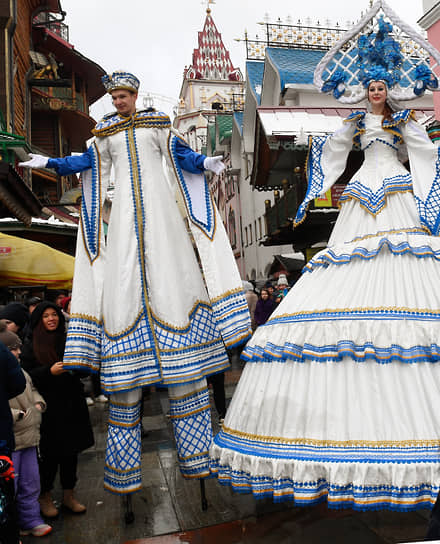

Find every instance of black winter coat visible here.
[20,302,94,456]
[0,342,25,454]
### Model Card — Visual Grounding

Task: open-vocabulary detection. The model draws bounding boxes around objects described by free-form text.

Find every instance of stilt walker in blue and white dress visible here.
[19,71,251,496]
[211,1,440,511]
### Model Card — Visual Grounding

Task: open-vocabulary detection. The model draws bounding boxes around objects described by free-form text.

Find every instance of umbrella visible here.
[0,232,74,289]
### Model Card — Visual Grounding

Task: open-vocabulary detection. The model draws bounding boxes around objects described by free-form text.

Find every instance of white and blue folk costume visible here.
[51,109,250,494]
[211,2,440,511]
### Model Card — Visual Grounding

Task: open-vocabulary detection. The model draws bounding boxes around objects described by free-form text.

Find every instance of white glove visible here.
[203,155,225,176]
[18,153,49,169]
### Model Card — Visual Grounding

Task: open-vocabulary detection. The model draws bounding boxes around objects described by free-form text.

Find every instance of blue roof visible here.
[265,48,326,90]
[233,111,243,136]
[246,61,265,105]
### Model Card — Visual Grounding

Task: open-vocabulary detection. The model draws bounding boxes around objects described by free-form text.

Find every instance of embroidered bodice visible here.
[294,108,440,234]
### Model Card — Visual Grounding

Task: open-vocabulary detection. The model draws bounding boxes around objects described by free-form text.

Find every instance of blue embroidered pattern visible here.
[104,400,142,493]
[293,136,327,226]
[100,305,230,393]
[267,308,440,325]
[414,145,440,235]
[304,237,440,272]
[168,134,215,239]
[169,387,212,477]
[93,110,171,137]
[343,111,366,149]
[215,429,440,463]
[211,431,440,509]
[241,339,440,364]
[211,290,252,348]
[343,110,413,146]
[80,143,101,263]
[338,173,412,215]
[63,316,102,372]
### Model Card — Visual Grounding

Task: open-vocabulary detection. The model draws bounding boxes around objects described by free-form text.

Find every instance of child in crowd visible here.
[0,321,52,538]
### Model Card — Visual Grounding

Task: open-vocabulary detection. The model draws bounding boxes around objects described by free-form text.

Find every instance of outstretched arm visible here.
[19,149,94,176]
[174,140,225,175]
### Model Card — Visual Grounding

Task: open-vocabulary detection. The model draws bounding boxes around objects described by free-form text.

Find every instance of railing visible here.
[237,20,348,60]
[33,12,69,42]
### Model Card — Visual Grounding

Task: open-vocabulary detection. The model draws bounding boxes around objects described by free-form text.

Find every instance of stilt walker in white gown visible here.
[19,71,251,495]
[211,1,440,511]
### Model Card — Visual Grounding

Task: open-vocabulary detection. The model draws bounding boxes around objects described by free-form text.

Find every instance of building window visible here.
[258,217,262,239]
[249,224,253,245]
[245,227,248,246]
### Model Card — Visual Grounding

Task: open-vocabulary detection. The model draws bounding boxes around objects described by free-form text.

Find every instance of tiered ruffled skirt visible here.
[210,191,440,510]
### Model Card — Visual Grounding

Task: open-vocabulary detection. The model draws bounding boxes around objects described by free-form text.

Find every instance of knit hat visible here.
[0,320,22,350]
[0,303,29,330]
[277,274,288,287]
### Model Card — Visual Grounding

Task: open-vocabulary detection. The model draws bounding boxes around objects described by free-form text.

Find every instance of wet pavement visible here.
[20,357,432,544]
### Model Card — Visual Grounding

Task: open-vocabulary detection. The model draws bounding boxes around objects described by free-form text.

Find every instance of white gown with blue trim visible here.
[211,111,440,511]
[53,110,250,493]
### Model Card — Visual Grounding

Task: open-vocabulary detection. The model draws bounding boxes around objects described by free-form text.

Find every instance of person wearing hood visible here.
[0,302,30,341]
[20,302,93,519]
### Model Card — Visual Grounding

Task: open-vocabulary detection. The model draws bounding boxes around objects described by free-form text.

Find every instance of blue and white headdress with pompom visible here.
[101,71,140,94]
[315,0,440,103]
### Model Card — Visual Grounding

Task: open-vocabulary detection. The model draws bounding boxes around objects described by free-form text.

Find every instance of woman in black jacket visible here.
[21,301,93,518]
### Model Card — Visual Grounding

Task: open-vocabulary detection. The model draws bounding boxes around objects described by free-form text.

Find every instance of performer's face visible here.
[42,308,59,332]
[111,89,138,116]
[368,81,387,109]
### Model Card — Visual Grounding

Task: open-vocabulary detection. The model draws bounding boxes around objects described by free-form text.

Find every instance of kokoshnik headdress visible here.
[101,70,140,94]
[314,0,440,104]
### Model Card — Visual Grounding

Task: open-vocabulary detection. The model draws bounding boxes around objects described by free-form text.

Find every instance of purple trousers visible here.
[12,447,44,530]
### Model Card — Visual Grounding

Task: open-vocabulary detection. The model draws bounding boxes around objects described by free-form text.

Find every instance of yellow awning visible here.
[0,232,74,289]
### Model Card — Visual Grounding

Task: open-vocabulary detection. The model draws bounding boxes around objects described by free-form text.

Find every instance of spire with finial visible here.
[187,3,243,81]
[201,0,216,15]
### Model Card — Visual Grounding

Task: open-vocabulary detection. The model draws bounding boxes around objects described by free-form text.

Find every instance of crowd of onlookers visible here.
[0,292,95,542]
[243,274,291,332]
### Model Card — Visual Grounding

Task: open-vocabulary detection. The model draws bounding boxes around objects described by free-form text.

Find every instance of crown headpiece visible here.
[102,71,140,94]
[315,0,440,103]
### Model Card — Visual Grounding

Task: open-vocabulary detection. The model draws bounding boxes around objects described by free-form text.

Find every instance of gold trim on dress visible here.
[272,305,440,320]
[348,227,430,243]
[210,287,244,304]
[222,424,440,447]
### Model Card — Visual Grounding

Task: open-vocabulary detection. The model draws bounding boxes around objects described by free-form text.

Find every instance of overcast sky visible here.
[59,0,425,118]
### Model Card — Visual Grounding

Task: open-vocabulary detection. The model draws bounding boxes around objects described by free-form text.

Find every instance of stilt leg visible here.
[105,389,143,494]
[123,494,134,524]
[200,479,208,511]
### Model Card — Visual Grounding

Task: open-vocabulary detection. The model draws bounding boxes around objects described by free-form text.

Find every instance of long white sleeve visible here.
[294,122,355,226]
[63,137,112,371]
[400,120,440,234]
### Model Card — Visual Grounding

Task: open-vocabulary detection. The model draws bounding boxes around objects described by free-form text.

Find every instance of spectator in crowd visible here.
[21,302,93,518]
[254,289,276,327]
[0,333,26,544]
[0,303,30,341]
[1,323,52,538]
[242,281,258,332]
[276,274,290,299]
[264,281,275,300]
[60,297,71,330]
[25,297,42,315]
